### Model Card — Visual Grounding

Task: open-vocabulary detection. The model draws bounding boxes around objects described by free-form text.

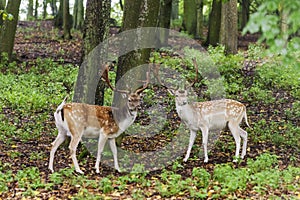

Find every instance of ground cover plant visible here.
[0,21,299,199]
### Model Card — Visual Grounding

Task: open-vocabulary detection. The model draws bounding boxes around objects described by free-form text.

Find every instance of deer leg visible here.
[69,131,84,174]
[183,130,197,162]
[109,138,120,172]
[95,133,108,173]
[201,127,209,163]
[228,122,241,162]
[239,127,248,159]
[49,129,67,172]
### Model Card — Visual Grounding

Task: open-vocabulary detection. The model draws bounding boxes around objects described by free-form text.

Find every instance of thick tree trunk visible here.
[116,0,160,145]
[0,0,6,27]
[205,0,222,46]
[27,0,34,20]
[241,0,250,30]
[54,0,63,28]
[63,0,72,39]
[73,0,84,30]
[183,0,197,36]
[73,0,111,104]
[0,0,21,61]
[221,0,238,54]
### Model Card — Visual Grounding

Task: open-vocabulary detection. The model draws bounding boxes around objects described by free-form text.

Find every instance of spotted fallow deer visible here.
[158,58,251,163]
[49,67,149,174]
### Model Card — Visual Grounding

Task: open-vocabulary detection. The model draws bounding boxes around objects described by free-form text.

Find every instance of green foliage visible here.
[243,0,300,63]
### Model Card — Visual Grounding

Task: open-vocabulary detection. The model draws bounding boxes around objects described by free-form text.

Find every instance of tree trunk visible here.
[27,0,34,20]
[73,0,84,30]
[159,0,172,45]
[43,0,47,19]
[54,0,63,28]
[205,0,222,46]
[73,0,111,104]
[63,0,72,39]
[195,0,203,39]
[171,0,179,20]
[0,0,21,61]
[0,0,6,27]
[220,0,238,54]
[34,0,38,19]
[116,0,160,146]
[50,0,58,16]
[183,0,197,36]
[241,0,250,30]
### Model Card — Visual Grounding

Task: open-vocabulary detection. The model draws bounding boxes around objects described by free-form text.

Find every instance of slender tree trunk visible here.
[195,0,203,39]
[43,0,47,19]
[73,0,84,30]
[183,0,197,36]
[0,0,21,61]
[34,0,38,19]
[50,0,58,16]
[159,0,172,45]
[171,0,179,20]
[63,0,72,39]
[73,0,111,104]
[220,0,238,54]
[241,0,250,30]
[27,0,34,20]
[205,0,222,46]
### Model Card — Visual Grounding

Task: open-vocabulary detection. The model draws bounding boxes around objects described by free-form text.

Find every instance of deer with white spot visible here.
[158,59,250,163]
[49,67,149,174]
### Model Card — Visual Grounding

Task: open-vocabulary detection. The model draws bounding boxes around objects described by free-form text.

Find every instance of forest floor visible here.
[0,20,299,199]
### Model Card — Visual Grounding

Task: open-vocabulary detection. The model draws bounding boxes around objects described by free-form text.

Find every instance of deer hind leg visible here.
[95,133,108,173]
[49,128,67,172]
[183,130,197,162]
[109,138,120,172]
[69,129,84,174]
[239,127,248,159]
[228,121,241,162]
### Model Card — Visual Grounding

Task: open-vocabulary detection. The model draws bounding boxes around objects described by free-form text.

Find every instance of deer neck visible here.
[176,102,198,128]
[114,103,137,132]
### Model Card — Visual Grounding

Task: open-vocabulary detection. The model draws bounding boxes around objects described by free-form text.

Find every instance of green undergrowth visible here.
[0,153,299,198]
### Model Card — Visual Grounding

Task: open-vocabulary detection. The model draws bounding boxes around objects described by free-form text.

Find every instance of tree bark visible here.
[50,0,58,16]
[34,0,38,19]
[0,0,6,27]
[205,0,222,46]
[0,0,21,61]
[171,0,179,20]
[115,0,160,145]
[63,0,72,39]
[221,0,238,54]
[27,0,34,20]
[159,0,172,45]
[73,0,111,104]
[241,0,250,30]
[183,0,197,36]
[43,0,47,19]
[73,0,84,30]
[195,0,203,39]
[54,0,63,28]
